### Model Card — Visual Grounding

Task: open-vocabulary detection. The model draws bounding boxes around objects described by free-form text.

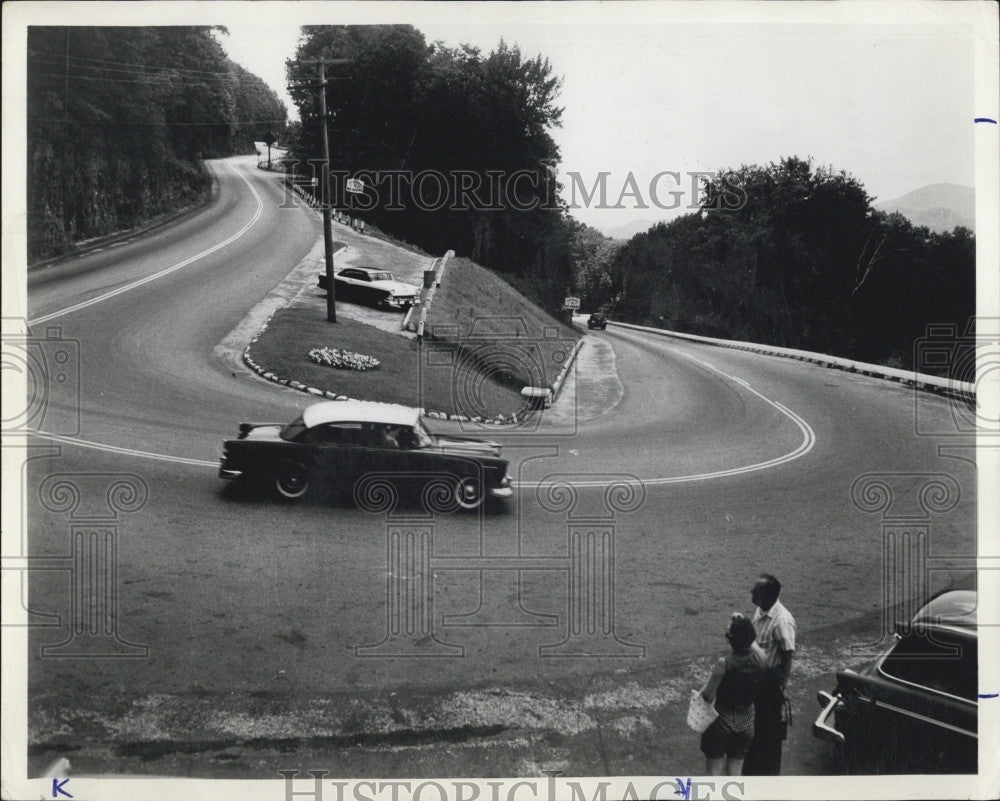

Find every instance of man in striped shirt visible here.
[743,573,796,775]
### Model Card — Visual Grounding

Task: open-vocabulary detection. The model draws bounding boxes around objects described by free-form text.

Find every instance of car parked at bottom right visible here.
[813,589,978,773]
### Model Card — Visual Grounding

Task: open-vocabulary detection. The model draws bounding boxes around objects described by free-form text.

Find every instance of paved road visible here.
[19,156,977,779]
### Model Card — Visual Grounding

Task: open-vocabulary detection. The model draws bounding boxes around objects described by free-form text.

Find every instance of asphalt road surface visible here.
[19,156,978,779]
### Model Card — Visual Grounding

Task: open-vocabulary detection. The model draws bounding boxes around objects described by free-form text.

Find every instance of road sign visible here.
[563,296,581,310]
[346,178,365,194]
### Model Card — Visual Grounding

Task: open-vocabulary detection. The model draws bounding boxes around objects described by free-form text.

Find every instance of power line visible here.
[30,117,289,127]
[30,66,281,90]
[28,47,250,78]
[30,53,281,89]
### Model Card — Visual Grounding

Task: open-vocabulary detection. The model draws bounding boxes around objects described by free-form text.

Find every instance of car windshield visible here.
[412,420,435,448]
[280,416,307,442]
[371,272,392,282]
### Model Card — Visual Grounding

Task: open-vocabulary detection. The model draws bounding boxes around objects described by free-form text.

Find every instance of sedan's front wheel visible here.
[275,462,310,500]
[454,476,484,510]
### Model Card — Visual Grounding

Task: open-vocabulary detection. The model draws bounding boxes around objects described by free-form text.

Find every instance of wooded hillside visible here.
[27,26,287,261]
[595,158,974,370]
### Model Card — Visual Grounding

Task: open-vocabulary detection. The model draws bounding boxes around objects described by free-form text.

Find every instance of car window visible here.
[280,416,307,441]
[368,424,410,449]
[339,270,359,280]
[373,272,392,281]
[302,422,364,445]
[881,630,977,701]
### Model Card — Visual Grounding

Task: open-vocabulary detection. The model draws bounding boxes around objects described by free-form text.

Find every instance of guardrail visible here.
[605,320,976,401]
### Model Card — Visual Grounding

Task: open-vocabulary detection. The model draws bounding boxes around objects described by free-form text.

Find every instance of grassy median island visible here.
[247,310,525,416]
[246,254,580,417]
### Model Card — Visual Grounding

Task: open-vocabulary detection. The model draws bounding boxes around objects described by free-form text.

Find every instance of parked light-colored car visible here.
[318,267,419,310]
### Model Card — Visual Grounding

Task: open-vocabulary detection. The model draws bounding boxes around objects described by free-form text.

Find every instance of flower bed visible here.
[308,347,380,371]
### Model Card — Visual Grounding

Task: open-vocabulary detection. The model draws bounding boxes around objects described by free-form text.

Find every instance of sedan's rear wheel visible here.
[455,476,484,510]
[275,462,310,499]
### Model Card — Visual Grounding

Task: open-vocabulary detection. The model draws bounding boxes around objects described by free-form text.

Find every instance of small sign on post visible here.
[563,296,581,310]
[346,178,365,194]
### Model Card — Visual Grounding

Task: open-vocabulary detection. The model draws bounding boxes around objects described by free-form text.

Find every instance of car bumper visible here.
[813,690,845,744]
[489,474,514,499]
[219,460,243,480]
[384,296,415,308]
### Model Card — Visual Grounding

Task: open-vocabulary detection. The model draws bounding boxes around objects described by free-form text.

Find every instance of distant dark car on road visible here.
[318,267,419,310]
[813,589,977,773]
[219,400,512,510]
[587,312,607,330]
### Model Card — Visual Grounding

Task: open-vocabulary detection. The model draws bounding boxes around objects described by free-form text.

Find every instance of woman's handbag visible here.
[686,689,719,734]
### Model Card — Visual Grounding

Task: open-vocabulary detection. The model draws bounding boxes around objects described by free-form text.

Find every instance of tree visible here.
[285,27,573,311]
[27,26,286,260]
[600,157,974,368]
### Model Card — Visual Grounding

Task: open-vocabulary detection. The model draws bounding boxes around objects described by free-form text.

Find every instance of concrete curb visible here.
[415,250,455,337]
[551,337,586,401]
[607,320,976,401]
[242,311,354,403]
[520,335,586,409]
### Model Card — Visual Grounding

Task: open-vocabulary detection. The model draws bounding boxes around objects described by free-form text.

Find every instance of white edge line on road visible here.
[28,163,264,326]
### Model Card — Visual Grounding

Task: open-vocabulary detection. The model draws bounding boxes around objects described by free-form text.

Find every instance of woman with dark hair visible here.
[697,614,767,776]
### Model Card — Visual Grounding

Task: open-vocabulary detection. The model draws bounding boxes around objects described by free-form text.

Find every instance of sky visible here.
[19,1,990,238]
[210,2,983,236]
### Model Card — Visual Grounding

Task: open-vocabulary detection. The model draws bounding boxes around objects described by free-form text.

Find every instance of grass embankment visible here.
[425,256,580,390]
[247,255,579,418]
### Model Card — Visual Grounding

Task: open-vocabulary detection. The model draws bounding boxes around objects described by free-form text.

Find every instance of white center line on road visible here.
[28,163,264,326]
[532,345,817,488]
[645,347,817,484]
[29,342,816,484]
[33,430,219,468]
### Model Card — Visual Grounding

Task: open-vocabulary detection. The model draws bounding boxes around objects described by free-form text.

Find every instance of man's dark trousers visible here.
[743,671,784,775]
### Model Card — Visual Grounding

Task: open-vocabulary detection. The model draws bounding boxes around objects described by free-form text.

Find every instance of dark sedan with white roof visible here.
[219,400,512,509]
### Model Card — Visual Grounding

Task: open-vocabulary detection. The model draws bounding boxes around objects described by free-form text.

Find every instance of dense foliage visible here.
[27,26,286,260]
[594,158,974,369]
[286,25,583,312]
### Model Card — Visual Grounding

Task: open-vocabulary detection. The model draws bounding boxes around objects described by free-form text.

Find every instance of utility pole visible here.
[302,57,351,323]
[318,61,337,322]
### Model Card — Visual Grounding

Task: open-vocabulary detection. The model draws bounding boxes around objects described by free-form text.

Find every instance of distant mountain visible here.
[876,183,974,233]
[605,218,659,240]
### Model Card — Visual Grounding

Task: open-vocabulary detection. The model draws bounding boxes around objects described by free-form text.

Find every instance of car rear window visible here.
[280,416,306,441]
[881,630,977,701]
